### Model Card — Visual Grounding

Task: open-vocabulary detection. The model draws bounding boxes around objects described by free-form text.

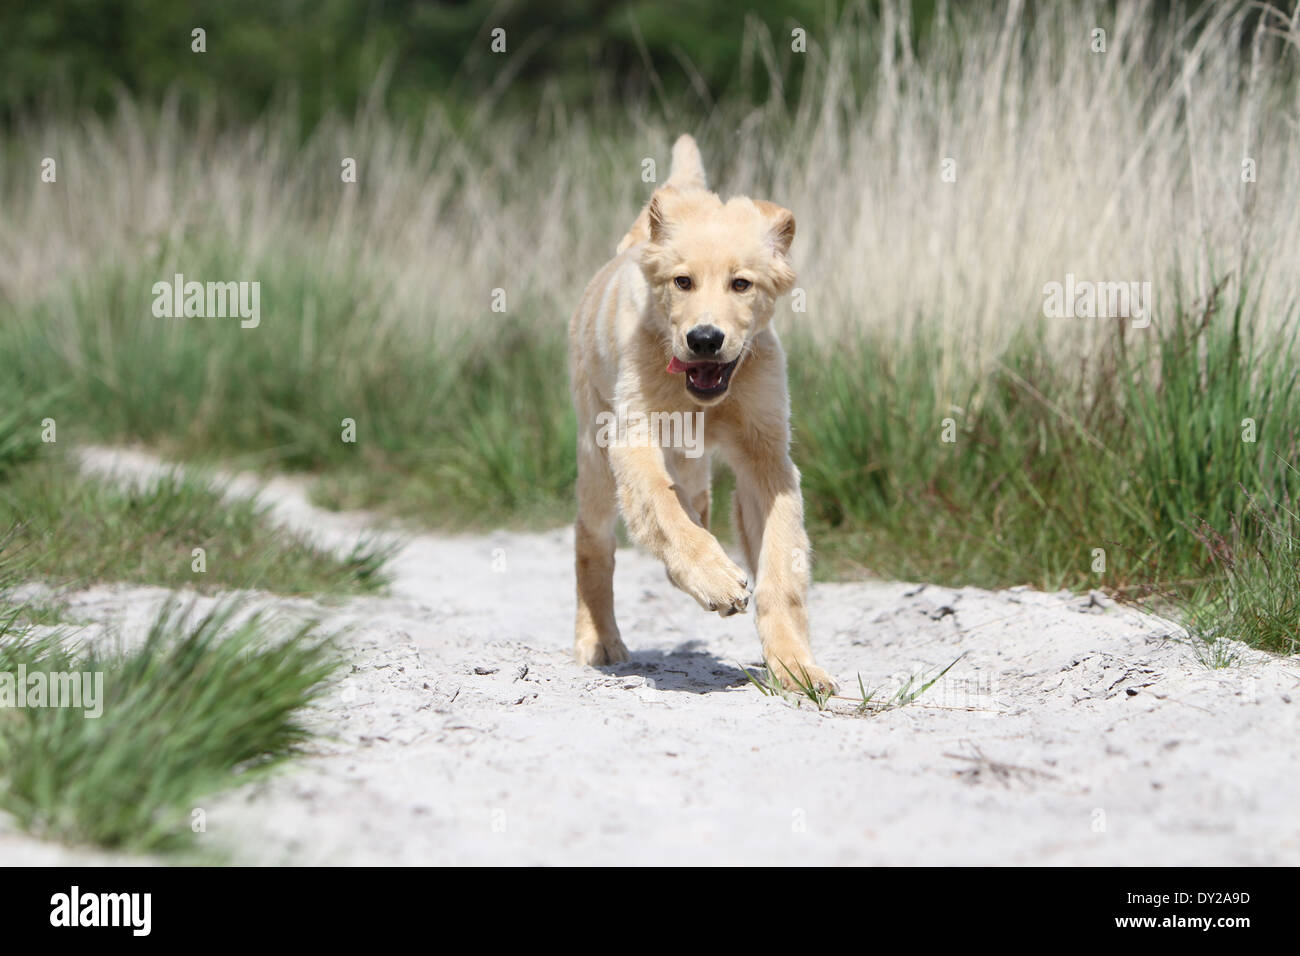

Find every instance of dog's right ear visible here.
[647,188,675,244]
[616,187,677,255]
[635,188,685,282]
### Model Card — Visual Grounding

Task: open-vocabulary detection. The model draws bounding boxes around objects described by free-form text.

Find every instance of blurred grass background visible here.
[2,0,1300,652]
[0,0,866,125]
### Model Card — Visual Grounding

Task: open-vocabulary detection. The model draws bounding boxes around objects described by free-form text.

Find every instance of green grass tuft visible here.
[1182,490,1300,656]
[0,454,390,595]
[0,599,339,853]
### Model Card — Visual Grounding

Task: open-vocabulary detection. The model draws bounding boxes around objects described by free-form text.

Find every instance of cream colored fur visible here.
[568,134,835,694]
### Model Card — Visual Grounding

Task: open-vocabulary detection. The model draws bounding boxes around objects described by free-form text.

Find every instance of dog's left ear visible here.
[752,199,796,294]
[752,200,796,256]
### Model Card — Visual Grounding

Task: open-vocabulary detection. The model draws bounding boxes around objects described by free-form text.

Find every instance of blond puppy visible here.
[568,134,834,694]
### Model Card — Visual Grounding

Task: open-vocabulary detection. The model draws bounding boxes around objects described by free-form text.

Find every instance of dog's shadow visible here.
[602,640,755,694]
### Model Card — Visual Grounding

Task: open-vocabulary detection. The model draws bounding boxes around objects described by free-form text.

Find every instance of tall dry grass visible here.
[3,2,1297,353]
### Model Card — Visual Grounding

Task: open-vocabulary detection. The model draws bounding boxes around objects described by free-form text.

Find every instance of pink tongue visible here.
[667,356,688,374]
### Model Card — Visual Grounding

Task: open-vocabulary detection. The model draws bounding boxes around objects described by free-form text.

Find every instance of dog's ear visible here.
[620,187,678,254]
[636,188,684,282]
[752,199,796,256]
[647,190,673,244]
[752,199,796,295]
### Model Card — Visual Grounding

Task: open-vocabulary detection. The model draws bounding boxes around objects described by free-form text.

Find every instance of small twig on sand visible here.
[943,742,1059,788]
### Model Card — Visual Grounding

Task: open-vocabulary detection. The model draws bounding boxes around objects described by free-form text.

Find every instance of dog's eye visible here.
[731,278,752,292]
[674,276,692,291]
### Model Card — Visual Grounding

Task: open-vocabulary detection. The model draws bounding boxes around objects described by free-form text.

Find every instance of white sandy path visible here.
[3,445,1299,865]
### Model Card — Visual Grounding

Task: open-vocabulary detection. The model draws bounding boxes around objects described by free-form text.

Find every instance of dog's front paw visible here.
[575,634,630,666]
[670,540,750,616]
[767,656,838,696]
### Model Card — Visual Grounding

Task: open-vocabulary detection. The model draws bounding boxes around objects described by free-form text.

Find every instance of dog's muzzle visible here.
[667,355,740,398]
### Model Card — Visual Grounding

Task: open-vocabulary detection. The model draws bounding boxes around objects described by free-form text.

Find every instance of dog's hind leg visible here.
[574,446,629,666]
[730,491,761,576]
[674,452,712,531]
[664,452,713,593]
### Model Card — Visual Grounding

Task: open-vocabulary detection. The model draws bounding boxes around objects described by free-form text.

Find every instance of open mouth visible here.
[666,355,740,398]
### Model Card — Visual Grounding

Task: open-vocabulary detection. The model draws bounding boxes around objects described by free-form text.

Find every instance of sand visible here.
[1,446,1297,865]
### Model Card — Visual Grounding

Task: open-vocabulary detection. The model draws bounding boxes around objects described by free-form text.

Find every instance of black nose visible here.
[686,324,725,357]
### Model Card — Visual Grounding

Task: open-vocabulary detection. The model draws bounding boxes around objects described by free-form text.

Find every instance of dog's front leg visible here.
[609,444,751,615]
[731,452,837,695]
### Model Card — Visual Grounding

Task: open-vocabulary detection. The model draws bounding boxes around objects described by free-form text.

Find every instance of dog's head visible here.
[639,187,796,405]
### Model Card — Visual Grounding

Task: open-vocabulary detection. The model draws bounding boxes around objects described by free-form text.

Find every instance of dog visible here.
[568,134,835,694]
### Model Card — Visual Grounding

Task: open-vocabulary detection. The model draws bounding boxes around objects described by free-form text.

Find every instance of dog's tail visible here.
[665,134,707,190]
[616,134,707,254]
